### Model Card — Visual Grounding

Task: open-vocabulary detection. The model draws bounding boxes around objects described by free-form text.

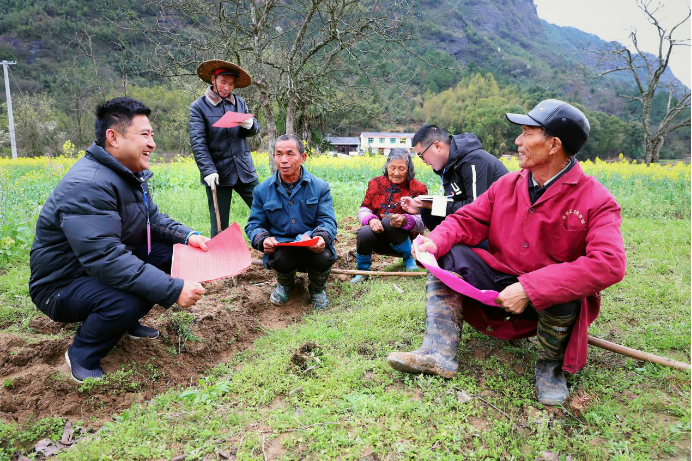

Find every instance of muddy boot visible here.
[270,269,296,306]
[350,253,371,284]
[390,238,418,271]
[535,306,578,405]
[308,268,331,310]
[535,359,569,406]
[387,273,463,378]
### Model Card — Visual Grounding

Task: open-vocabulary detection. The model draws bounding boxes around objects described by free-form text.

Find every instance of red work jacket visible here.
[428,162,626,373]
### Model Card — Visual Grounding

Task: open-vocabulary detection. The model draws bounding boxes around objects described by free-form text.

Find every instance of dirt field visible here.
[0,218,404,427]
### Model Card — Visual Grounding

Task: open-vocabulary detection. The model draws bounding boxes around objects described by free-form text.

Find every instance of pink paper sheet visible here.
[275,237,320,247]
[414,237,500,306]
[212,111,255,128]
[171,223,251,282]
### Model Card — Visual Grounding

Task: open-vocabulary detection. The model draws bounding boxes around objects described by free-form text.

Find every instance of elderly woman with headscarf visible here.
[351,149,428,283]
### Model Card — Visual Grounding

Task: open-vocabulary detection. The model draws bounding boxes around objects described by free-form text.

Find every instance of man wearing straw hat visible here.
[190,59,260,237]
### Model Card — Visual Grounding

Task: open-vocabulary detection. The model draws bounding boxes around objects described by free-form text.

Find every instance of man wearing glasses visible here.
[401,125,508,231]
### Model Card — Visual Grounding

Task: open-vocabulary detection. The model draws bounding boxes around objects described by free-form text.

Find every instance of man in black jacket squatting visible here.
[29,97,209,383]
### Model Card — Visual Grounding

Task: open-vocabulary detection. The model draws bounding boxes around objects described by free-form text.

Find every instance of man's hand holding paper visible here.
[306,235,325,253]
[494,282,530,314]
[187,234,211,251]
[412,234,438,260]
[263,236,279,254]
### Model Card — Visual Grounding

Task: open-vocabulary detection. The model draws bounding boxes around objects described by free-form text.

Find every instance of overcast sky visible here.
[534,0,691,88]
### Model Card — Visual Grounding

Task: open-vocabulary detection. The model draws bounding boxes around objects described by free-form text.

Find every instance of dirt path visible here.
[0,217,401,427]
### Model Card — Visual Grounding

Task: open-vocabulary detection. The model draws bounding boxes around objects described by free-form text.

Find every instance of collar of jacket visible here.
[85,142,153,186]
[268,166,313,186]
[205,86,236,106]
[437,133,484,175]
[519,159,583,206]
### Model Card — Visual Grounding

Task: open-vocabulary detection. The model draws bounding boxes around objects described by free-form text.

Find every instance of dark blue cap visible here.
[506,99,590,154]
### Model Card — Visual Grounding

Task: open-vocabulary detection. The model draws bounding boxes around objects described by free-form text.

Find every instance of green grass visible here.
[56,241,690,459]
[0,417,66,460]
[0,158,689,460]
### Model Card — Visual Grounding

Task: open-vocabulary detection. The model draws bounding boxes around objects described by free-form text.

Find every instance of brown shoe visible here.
[387,273,463,378]
[535,359,569,405]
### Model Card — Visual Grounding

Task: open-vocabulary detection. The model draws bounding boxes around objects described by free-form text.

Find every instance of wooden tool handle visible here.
[588,336,690,371]
[250,259,425,277]
[212,187,222,232]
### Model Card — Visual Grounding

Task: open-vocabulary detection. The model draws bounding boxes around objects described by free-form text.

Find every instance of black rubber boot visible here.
[535,306,578,405]
[307,268,332,310]
[387,273,463,378]
[270,269,296,306]
[535,359,569,406]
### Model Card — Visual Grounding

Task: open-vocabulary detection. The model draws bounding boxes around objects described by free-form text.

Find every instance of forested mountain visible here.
[0,0,688,159]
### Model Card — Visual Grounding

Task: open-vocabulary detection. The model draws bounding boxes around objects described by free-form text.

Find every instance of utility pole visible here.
[2,61,17,159]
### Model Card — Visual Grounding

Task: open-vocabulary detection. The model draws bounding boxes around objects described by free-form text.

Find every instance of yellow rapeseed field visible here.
[2,152,688,182]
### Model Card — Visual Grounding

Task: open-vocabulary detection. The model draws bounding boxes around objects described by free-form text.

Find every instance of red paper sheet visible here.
[171,223,251,282]
[212,111,254,128]
[275,237,320,247]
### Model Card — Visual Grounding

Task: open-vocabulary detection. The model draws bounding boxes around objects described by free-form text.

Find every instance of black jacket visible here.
[422,133,509,230]
[189,89,260,186]
[29,143,194,313]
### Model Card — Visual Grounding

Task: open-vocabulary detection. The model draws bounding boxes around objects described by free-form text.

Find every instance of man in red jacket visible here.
[387,100,626,405]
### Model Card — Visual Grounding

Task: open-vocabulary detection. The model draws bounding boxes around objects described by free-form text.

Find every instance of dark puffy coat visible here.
[29,143,194,313]
[422,133,509,230]
[189,90,260,186]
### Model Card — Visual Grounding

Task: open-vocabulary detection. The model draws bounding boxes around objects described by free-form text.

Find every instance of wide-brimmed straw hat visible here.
[196,59,252,88]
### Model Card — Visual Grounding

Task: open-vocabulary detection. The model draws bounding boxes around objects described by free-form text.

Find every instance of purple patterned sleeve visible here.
[401,214,415,231]
[401,213,425,234]
[357,206,378,226]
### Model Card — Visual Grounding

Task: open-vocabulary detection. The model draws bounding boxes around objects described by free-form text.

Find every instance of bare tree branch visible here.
[586,0,690,165]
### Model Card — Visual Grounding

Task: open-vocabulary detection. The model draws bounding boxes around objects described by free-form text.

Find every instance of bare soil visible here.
[0,217,405,427]
[0,264,309,426]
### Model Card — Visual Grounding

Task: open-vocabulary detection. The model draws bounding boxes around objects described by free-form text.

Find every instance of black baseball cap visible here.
[506,99,590,154]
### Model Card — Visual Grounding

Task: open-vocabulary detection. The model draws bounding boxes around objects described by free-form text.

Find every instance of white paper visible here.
[417,194,453,202]
[431,195,447,217]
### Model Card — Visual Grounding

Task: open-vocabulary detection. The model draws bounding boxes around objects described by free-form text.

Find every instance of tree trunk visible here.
[644,134,666,166]
[301,118,312,149]
[644,137,653,166]
[285,98,295,135]
[260,89,277,173]
[651,136,665,164]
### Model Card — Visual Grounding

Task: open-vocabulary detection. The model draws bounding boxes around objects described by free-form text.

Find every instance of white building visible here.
[359,132,415,156]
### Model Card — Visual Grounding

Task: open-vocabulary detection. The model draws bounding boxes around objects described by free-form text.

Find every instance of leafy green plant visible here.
[78,367,140,394]
[179,378,231,405]
[169,310,200,354]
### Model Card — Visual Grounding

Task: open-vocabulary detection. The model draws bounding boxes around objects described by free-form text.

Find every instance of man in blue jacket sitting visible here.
[245,134,337,310]
[29,97,209,383]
